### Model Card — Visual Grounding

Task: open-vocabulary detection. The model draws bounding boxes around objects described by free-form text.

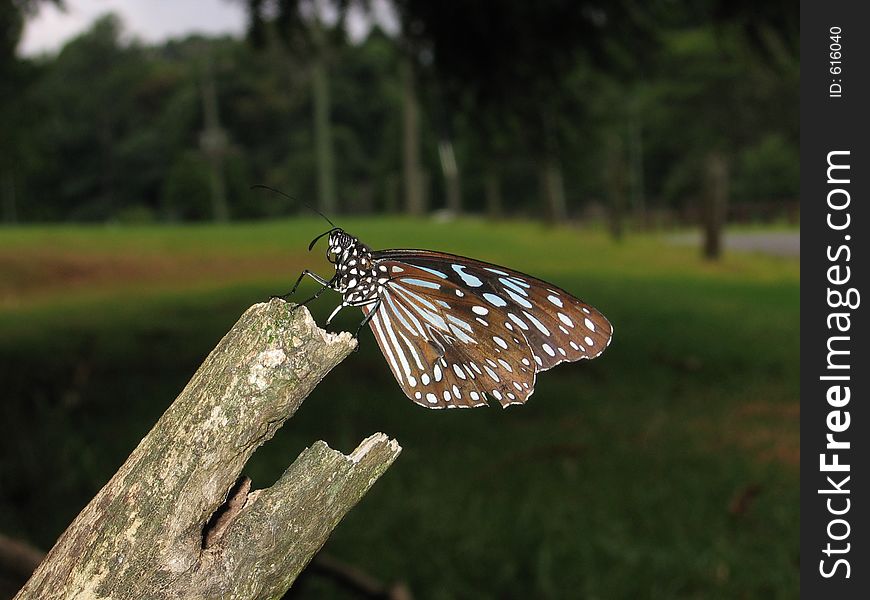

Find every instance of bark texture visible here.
[15,300,401,600]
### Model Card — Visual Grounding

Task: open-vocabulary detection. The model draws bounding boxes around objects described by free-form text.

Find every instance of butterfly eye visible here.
[328,249,338,263]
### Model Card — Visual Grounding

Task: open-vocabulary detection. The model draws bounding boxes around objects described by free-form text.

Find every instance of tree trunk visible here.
[1,169,17,223]
[199,52,230,223]
[702,151,729,260]
[15,301,401,600]
[627,101,646,226]
[540,158,567,223]
[312,48,337,216]
[484,167,502,219]
[384,172,399,213]
[438,138,461,215]
[401,58,425,216]
[604,132,627,241]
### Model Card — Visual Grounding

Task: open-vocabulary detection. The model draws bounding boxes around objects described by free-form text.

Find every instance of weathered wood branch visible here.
[15,300,401,600]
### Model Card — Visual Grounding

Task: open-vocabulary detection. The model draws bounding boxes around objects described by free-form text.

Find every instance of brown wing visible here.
[372,250,613,371]
[363,262,537,409]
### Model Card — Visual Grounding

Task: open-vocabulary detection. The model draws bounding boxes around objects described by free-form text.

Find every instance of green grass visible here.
[0,219,799,598]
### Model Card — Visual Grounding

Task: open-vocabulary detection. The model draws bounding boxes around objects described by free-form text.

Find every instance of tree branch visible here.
[15,300,401,600]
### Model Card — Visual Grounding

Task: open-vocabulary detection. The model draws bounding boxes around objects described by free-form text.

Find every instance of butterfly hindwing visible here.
[363,261,537,409]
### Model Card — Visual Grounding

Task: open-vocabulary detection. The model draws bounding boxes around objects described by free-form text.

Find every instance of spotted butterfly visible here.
[282,227,613,409]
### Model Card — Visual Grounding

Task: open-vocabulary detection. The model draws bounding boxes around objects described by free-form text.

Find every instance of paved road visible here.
[668,231,799,258]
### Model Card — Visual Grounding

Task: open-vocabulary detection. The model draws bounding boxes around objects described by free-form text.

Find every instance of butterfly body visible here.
[297,228,613,410]
[326,230,381,302]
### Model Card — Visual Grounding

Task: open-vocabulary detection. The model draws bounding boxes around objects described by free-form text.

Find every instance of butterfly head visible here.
[326,229,355,264]
[313,228,377,300]
[309,227,371,271]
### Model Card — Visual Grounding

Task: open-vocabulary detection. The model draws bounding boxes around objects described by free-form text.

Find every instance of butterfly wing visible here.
[362,262,537,409]
[373,250,613,371]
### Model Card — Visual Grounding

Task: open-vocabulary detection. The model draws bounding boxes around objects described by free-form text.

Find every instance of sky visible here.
[19,0,399,56]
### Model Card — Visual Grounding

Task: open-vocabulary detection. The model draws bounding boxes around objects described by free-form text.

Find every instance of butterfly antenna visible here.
[250,184,336,228]
[307,227,340,251]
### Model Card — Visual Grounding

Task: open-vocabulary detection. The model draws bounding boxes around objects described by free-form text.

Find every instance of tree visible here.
[400,55,424,215]
[241,0,341,215]
[23,14,158,220]
[0,0,63,222]
[391,0,655,221]
[641,0,798,258]
[644,19,796,258]
[197,49,231,221]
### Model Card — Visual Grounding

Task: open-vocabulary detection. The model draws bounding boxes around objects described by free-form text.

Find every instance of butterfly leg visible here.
[325,301,347,330]
[351,298,382,346]
[272,270,334,307]
[323,298,379,349]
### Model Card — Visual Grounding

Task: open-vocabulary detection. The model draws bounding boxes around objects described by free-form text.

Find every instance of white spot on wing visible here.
[419,266,448,279]
[505,288,532,308]
[508,313,529,330]
[472,306,489,316]
[446,314,473,332]
[523,311,551,336]
[547,294,563,307]
[452,264,483,287]
[483,293,507,307]
[500,277,529,297]
[508,277,530,288]
[370,313,404,384]
[404,278,440,289]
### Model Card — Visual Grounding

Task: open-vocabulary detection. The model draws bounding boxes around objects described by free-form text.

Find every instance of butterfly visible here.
[278,225,613,410]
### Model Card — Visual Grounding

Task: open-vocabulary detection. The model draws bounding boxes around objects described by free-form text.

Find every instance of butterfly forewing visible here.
[372,250,613,372]
[363,261,537,409]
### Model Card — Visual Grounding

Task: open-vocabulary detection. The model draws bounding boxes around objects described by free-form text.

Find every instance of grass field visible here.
[0,218,799,598]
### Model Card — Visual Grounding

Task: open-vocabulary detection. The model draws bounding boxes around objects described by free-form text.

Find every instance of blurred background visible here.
[0,0,798,598]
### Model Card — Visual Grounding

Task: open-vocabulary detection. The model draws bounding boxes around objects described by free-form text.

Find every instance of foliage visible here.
[4,3,797,222]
